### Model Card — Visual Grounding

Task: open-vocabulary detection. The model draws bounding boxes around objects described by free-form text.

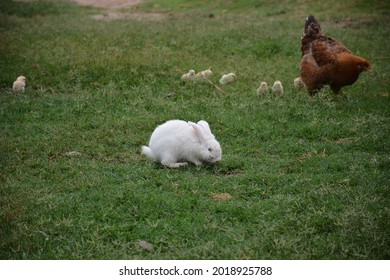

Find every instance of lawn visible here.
[0,0,389,259]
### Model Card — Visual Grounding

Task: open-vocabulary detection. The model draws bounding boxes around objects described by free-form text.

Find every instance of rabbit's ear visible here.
[197,120,212,137]
[188,121,207,142]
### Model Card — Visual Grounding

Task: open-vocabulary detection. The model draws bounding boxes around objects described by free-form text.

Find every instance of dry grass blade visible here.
[336,137,360,143]
[298,152,312,162]
[203,77,226,94]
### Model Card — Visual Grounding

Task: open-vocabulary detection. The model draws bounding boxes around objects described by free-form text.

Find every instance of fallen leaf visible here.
[89,82,101,87]
[138,240,154,251]
[298,152,312,162]
[209,193,232,201]
[63,151,82,157]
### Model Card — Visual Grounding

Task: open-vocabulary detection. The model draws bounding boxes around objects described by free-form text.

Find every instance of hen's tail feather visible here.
[304,15,321,34]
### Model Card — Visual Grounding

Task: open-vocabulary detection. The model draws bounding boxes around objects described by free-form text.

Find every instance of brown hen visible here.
[300,15,371,95]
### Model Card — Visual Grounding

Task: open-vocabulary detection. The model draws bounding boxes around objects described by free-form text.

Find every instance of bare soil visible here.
[65,0,167,21]
[90,12,166,21]
[68,0,142,9]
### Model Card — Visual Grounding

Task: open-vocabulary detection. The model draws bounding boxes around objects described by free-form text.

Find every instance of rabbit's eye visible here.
[208,148,212,152]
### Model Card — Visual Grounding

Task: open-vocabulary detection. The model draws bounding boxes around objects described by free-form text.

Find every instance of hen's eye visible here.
[208,148,212,152]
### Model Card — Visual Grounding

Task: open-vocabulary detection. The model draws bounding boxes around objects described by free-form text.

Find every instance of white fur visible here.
[180,70,196,82]
[272,80,283,95]
[256,82,268,95]
[219,73,236,85]
[13,76,26,93]
[141,120,222,168]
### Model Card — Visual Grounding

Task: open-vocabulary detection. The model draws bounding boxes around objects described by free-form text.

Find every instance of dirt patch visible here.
[66,0,167,21]
[91,12,167,21]
[69,0,142,9]
[326,16,374,29]
[209,193,233,201]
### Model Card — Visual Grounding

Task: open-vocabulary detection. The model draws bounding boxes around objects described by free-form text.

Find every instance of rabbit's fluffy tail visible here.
[141,146,155,161]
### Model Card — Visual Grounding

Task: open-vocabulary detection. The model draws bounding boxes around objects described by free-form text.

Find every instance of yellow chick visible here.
[13,76,26,93]
[293,77,306,89]
[272,80,283,96]
[195,69,213,80]
[219,73,236,85]
[256,82,268,95]
[180,70,196,82]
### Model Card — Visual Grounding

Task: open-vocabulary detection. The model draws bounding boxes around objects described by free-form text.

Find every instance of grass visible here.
[0,0,389,259]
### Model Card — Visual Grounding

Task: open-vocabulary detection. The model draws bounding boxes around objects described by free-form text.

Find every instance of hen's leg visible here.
[330,84,341,95]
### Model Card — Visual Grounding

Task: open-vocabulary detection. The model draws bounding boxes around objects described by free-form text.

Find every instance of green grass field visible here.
[0,0,389,259]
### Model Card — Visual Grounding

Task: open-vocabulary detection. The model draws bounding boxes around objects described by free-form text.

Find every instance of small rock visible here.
[138,240,154,251]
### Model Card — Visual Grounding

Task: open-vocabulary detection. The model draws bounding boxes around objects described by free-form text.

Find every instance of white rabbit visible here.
[141,120,222,168]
